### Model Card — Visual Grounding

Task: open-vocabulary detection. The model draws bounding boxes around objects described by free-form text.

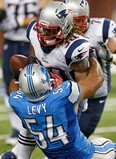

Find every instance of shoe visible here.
[5,129,19,146]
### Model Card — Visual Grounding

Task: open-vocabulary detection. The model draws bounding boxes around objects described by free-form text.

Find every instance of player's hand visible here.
[50,72,63,89]
[97,41,113,62]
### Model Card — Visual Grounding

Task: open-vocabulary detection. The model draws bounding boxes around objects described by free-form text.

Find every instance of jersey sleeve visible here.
[63,81,81,104]
[65,37,90,66]
[26,20,36,41]
[9,90,25,112]
[103,18,116,42]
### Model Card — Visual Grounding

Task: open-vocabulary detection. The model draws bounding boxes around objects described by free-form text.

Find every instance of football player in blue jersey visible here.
[1,62,116,159]
[65,0,116,138]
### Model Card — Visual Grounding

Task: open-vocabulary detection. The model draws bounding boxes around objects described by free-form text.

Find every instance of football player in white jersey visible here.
[65,0,116,138]
[0,0,40,145]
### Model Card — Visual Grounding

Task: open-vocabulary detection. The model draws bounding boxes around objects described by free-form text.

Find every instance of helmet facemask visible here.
[64,0,89,33]
[74,15,89,33]
[36,1,73,47]
[36,20,64,46]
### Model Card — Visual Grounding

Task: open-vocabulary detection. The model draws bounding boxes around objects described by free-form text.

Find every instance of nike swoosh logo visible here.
[99,100,105,103]
[78,47,84,52]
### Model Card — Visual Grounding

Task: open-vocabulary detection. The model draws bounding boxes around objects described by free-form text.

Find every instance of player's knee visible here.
[1,151,17,159]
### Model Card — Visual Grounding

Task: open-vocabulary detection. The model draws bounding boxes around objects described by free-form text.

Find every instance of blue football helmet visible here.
[19,64,52,102]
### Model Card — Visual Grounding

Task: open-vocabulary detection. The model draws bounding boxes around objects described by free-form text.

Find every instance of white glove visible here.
[96,41,113,62]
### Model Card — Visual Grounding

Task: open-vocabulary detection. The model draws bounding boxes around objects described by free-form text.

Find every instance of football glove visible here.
[97,41,113,62]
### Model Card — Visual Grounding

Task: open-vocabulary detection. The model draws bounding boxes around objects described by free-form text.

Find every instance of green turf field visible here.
[0,71,116,159]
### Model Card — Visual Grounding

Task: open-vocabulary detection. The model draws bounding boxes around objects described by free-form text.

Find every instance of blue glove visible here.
[1,151,17,159]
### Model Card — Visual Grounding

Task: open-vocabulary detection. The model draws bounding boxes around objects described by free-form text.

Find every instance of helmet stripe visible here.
[27,64,38,99]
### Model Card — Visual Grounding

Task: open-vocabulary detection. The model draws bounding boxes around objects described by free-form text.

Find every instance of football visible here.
[10,54,29,78]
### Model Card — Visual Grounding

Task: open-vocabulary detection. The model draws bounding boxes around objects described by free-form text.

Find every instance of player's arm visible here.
[9,78,19,94]
[75,57,104,111]
[107,36,116,53]
[96,19,116,64]
[97,40,116,65]
[107,37,116,64]
[71,57,89,82]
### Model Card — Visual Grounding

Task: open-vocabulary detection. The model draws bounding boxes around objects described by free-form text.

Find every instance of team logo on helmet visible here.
[56,9,71,23]
[80,0,87,7]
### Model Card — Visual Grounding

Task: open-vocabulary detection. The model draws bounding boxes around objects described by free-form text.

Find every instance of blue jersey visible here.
[9,81,94,159]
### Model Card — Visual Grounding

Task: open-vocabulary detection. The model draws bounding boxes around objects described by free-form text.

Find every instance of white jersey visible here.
[27,20,90,81]
[85,18,116,98]
[4,0,40,41]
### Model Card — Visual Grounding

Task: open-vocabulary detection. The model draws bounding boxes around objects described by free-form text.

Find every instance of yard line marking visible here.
[0,134,9,140]
[0,114,9,121]
[95,126,116,134]
[0,105,7,112]
[105,98,116,111]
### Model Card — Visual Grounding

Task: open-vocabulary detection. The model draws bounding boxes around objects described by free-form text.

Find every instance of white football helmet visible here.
[19,64,52,102]
[36,1,73,46]
[64,0,89,32]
